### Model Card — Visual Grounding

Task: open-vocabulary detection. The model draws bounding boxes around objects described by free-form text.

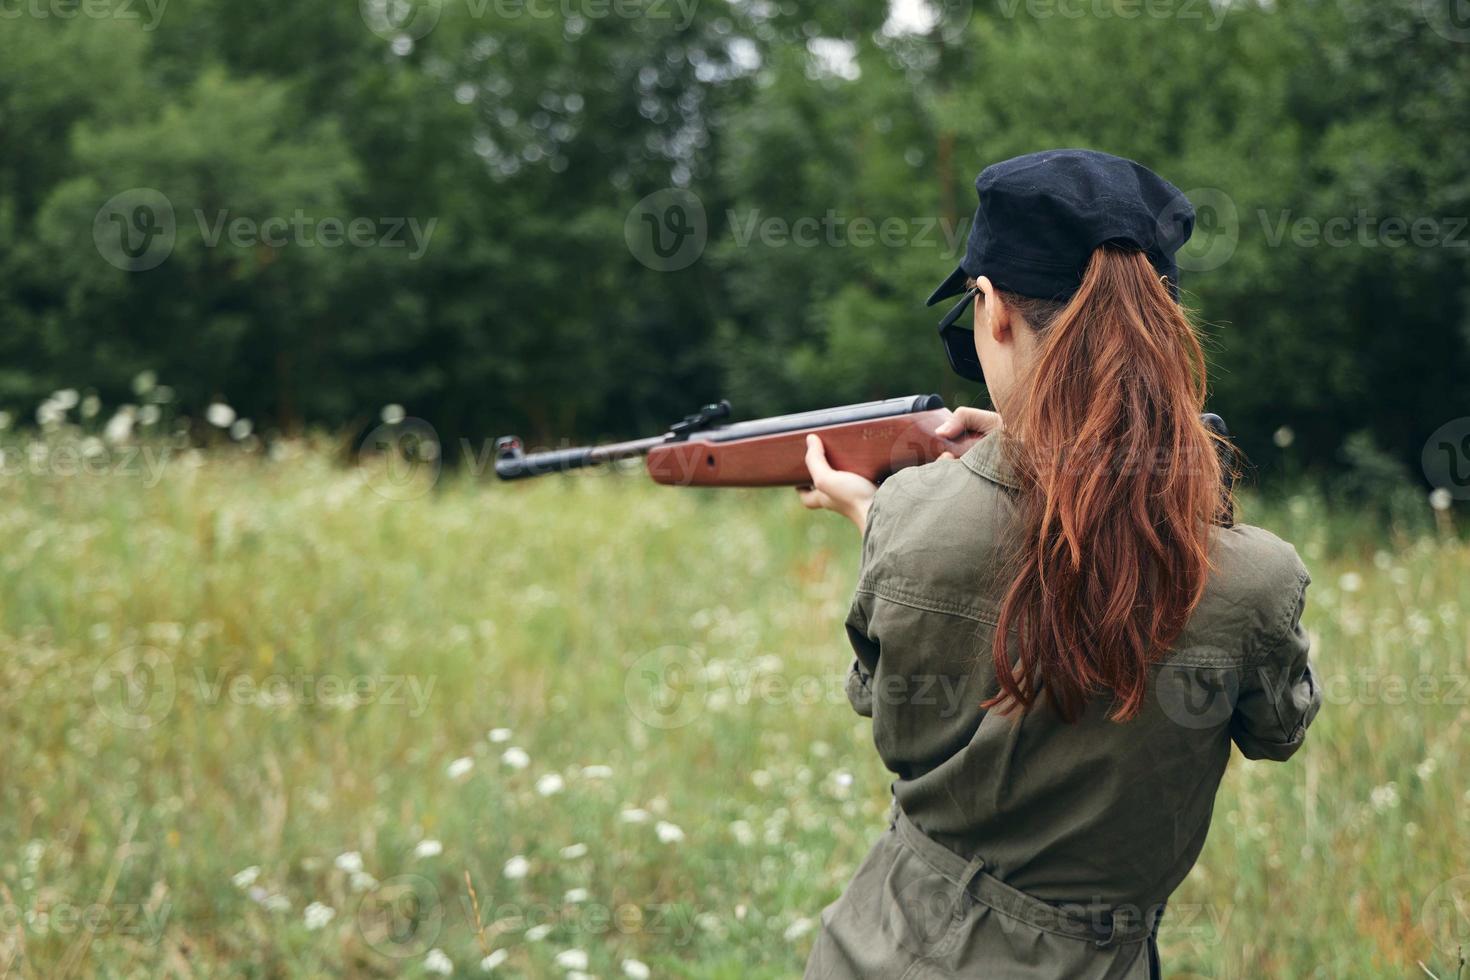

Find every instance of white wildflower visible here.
[351,870,378,892]
[52,388,80,410]
[334,851,364,874]
[414,839,444,859]
[1272,426,1294,448]
[563,888,589,903]
[488,728,512,743]
[447,757,475,779]
[501,747,530,769]
[132,370,157,395]
[1429,488,1453,511]
[232,866,261,889]
[262,894,290,913]
[622,960,651,980]
[554,950,589,971]
[580,765,613,779]
[480,949,509,970]
[381,403,407,424]
[655,821,685,843]
[37,399,65,426]
[424,948,453,975]
[80,394,101,418]
[784,917,814,941]
[536,773,565,796]
[1370,783,1400,812]
[1416,758,1437,780]
[620,808,651,824]
[1338,572,1362,593]
[503,855,530,880]
[206,402,236,428]
[230,418,253,440]
[139,403,161,426]
[559,843,589,860]
[524,923,552,941]
[303,902,336,930]
[730,820,755,846]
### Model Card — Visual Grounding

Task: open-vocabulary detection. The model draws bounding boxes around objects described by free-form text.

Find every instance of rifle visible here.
[493,394,983,487]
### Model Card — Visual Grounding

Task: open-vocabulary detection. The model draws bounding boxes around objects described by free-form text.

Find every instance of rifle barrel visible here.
[494,435,667,480]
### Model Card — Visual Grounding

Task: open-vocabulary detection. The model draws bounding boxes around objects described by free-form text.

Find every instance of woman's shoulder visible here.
[1191,522,1311,662]
[1208,522,1309,592]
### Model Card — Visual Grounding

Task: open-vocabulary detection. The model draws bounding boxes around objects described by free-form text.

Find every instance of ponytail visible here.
[988,245,1228,723]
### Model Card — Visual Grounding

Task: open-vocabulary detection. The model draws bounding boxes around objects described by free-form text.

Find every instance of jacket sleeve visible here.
[843,493,886,718]
[1230,568,1321,761]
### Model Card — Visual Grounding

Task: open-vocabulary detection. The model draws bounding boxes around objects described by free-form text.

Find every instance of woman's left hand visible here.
[797,434,880,532]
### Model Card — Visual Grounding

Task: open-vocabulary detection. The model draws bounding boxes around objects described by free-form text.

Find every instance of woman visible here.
[798,150,1320,979]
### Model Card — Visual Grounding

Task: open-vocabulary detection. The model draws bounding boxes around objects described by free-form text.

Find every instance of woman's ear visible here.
[976,276,1012,344]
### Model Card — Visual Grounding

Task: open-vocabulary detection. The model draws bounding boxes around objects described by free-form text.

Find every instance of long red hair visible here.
[988,246,1229,723]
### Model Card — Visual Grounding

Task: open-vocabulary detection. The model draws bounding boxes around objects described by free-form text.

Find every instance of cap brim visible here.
[925,265,969,307]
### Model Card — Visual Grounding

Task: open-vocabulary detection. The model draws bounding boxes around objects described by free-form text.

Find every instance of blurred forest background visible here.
[1,0,1468,493]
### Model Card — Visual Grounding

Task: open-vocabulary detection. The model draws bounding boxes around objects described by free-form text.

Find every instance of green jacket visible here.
[806,434,1320,979]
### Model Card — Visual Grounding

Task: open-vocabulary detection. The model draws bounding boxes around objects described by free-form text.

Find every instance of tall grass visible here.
[0,440,1465,977]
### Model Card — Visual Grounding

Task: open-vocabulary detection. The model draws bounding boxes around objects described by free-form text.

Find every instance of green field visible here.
[1,441,1466,978]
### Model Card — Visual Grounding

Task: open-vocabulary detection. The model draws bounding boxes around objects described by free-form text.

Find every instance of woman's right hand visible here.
[935,407,1002,442]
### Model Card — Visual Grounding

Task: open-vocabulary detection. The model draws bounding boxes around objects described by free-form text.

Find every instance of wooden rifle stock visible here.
[495,394,983,487]
[646,408,980,487]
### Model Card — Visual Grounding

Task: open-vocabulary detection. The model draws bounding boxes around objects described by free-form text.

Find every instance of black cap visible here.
[926,149,1195,307]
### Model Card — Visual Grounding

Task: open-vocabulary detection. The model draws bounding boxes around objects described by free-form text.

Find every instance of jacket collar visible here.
[960,432,1023,492]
